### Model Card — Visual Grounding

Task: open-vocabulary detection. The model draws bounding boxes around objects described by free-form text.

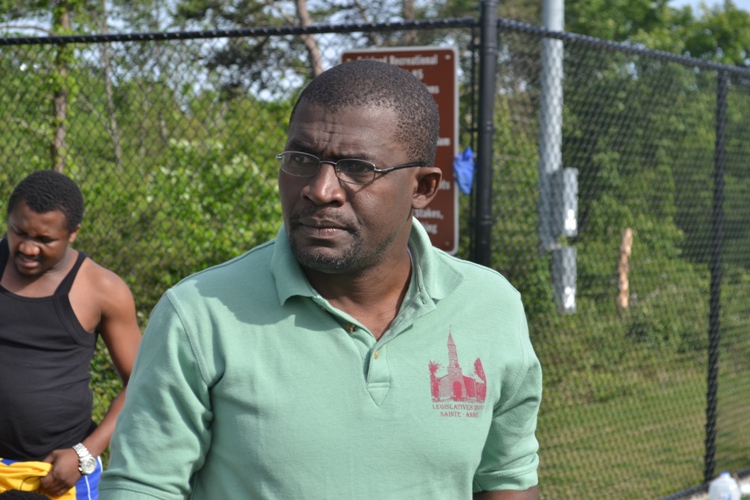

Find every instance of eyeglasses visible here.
[276,151,423,185]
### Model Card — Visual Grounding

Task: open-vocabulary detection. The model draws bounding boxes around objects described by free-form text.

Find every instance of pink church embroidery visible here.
[429,333,486,402]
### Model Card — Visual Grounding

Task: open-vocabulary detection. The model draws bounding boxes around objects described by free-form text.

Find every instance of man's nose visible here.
[18,239,41,256]
[302,163,346,206]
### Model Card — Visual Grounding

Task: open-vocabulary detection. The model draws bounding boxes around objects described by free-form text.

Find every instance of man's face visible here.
[5,199,78,278]
[278,102,419,275]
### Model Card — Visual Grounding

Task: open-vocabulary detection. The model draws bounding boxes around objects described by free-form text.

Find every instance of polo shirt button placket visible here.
[365,345,389,405]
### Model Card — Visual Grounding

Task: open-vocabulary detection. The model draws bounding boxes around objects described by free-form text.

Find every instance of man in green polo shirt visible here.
[100,59,542,500]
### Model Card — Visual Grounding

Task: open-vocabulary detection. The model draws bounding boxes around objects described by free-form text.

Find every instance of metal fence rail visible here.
[1,15,748,499]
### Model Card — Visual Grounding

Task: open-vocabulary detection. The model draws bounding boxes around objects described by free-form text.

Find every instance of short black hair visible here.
[291,59,440,168]
[0,491,50,499]
[7,170,85,232]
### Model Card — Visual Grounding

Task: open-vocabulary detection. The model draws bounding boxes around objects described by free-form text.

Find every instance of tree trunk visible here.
[402,0,417,45]
[51,3,71,172]
[100,0,123,166]
[295,0,323,78]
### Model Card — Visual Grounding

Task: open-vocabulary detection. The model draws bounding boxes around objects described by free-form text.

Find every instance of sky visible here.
[669,0,750,12]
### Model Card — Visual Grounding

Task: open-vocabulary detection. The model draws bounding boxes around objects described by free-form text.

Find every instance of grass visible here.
[537,353,750,499]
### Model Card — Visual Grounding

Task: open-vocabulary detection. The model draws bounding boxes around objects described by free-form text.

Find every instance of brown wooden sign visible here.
[341,47,458,254]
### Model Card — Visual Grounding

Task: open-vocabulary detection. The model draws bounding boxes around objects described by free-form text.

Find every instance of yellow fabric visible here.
[0,460,76,499]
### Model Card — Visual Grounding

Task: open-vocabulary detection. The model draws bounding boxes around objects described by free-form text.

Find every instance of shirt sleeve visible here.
[473,303,543,493]
[100,292,213,500]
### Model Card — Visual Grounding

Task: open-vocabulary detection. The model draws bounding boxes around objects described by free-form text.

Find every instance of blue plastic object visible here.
[453,147,475,195]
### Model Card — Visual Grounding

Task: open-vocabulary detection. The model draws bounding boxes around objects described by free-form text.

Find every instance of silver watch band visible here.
[72,442,92,459]
[72,442,97,475]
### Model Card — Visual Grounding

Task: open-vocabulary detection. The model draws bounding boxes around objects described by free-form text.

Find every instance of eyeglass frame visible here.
[276,151,424,185]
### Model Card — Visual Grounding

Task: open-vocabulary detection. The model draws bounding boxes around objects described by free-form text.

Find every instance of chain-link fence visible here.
[1,16,749,499]
[493,20,750,499]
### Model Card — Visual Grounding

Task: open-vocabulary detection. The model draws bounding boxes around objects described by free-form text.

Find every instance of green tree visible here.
[0,0,90,170]
[566,0,673,44]
[173,0,329,88]
[678,0,750,66]
[567,0,750,66]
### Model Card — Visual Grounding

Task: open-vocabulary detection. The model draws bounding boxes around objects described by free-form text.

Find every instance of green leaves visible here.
[567,0,750,66]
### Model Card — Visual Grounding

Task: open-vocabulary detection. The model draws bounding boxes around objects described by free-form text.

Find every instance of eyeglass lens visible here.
[278,152,376,184]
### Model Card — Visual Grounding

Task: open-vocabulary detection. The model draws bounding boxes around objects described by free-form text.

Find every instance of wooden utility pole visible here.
[617,228,633,310]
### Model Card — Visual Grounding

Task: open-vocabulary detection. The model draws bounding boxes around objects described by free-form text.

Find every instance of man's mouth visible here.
[292,214,353,240]
[15,255,40,268]
[298,223,346,238]
[292,211,350,230]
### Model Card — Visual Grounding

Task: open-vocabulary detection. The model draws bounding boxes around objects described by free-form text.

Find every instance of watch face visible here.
[80,456,97,475]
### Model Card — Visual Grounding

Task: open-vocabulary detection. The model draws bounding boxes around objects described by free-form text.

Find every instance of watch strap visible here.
[72,443,96,474]
[72,443,92,459]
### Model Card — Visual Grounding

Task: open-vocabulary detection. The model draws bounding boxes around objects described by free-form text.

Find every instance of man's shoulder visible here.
[76,254,137,306]
[157,240,279,325]
[79,254,125,285]
[71,252,139,334]
[170,239,277,296]
[430,248,521,300]
[78,253,135,297]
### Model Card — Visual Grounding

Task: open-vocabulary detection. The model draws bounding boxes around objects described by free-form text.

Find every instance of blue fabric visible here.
[453,147,475,194]
[76,458,102,500]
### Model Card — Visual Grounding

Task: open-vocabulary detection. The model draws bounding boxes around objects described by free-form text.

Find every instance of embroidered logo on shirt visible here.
[429,332,486,418]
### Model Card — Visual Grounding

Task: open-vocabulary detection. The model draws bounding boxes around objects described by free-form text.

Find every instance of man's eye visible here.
[341,160,372,174]
[291,154,317,166]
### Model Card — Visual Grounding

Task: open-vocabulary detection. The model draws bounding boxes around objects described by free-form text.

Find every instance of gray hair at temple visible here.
[290,59,440,168]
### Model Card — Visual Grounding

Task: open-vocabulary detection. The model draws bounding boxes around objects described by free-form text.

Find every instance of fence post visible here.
[473,0,498,267]
[704,68,727,484]
[538,0,565,252]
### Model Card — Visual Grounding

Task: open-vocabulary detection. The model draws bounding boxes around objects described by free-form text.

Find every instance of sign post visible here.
[341,47,459,254]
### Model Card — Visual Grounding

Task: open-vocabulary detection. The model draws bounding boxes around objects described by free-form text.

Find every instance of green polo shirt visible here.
[100,220,541,500]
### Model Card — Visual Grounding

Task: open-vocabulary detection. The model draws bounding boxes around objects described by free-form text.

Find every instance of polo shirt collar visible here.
[406,218,463,301]
[271,226,317,305]
[271,219,464,306]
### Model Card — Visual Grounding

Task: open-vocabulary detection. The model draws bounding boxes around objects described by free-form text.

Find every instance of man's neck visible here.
[2,247,76,298]
[305,252,413,340]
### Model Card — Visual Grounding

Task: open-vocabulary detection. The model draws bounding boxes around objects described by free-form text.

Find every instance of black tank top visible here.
[0,238,98,460]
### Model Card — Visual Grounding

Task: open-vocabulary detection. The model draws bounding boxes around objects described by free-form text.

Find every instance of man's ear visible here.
[68,224,80,244]
[412,166,443,209]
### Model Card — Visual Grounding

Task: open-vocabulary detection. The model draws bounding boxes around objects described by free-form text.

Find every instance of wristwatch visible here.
[72,443,97,475]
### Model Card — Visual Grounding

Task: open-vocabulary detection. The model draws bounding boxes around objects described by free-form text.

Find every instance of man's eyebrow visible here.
[285,138,377,162]
[284,141,313,153]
